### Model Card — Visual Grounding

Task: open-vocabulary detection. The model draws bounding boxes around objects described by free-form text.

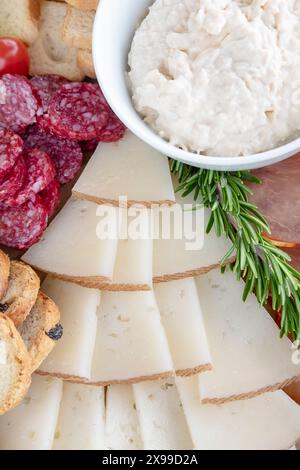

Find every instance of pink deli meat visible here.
[30,75,69,114]
[39,179,61,217]
[0,156,27,202]
[0,128,23,179]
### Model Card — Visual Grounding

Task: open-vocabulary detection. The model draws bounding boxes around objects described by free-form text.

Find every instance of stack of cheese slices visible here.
[0,132,299,450]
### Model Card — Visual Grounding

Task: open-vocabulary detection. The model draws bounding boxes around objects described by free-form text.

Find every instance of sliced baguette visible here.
[0,315,31,415]
[0,0,40,45]
[63,6,94,49]
[18,292,61,373]
[77,49,96,79]
[1,261,40,326]
[65,0,99,10]
[29,1,84,81]
[0,250,10,299]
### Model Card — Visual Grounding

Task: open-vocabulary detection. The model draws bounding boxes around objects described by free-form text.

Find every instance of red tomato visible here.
[0,37,30,77]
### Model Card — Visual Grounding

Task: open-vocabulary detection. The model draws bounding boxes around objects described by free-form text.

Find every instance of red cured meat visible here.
[97,114,126,143]
[0,197,48,250]
[80,139,99,154]
[249,154,300,245]
[0,128,23,179]
[0,156,26,202]
[285,247,300,272]
[0,74,40,133]
[47,83,109,140]
[30,75,69,114]
[39,179,60,217]
[24,126,83,184]
[4,149,56,207]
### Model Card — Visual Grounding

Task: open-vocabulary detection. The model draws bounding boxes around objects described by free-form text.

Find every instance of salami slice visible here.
[97,114,126,143]
[24,126,83,184]
[0,128,23,179]
[47,83,109,140]
[80,139,99,154]
[0,156,26,202]
[249,155,300,245]
[30,75,69,114]
[3,149,56,207]
[0,74,40,133]
[0,197,48,250]
[39,179,61,217]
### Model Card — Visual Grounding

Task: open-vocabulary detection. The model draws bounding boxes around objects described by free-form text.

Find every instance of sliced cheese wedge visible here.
[153,186,232,282]
[133,379,193,450]
[177,376,300,450]
[22,198,118,288]
[53,382,105,450]
[154,278,212,376]
[105,384,143,450]
[196,270,300,403]
[72,132,175,207]
[0,375,62,450]
[39,278,100,381]
[90,291,174,385]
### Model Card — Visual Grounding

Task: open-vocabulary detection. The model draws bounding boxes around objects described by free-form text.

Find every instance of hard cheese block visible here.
[53,382,105,450]
[177,376,300,450]
[196,270,300,403]
[22,198,118,286]
[154,278,212,375]
[105,384,143,450]
[133,379,193,450]
[91,291,174,384]
[73,132,175,206]
[39,278,100,380]
[0,375,62,450]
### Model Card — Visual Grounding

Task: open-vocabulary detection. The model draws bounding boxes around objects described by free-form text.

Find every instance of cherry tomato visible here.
[0,37,30,77]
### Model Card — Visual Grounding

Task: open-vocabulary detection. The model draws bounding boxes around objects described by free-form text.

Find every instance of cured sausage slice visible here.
[39,179,61,217]
[0,74,40,133]
[97,114,126,143]
[0,156,26,202]
[0,129,23,179]
[249,154,300,245]
[30,75,69,114]
[24,126,83,184]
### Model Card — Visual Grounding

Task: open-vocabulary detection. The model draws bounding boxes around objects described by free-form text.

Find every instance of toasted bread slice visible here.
[1,261,40,326]
[29,1,84,81]
[0,0,40,45]
[0,250,10,300]
[77,49,96,79]
[18,292,62,373]
[63,6,94,49]
[65,0,99,10]
[0,315,31,415]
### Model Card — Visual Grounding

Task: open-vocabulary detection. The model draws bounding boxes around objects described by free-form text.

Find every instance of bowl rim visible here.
[93,0,300,170]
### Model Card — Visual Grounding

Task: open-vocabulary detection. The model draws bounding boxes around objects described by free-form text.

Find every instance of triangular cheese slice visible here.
[72,132,175,207]
[105,384,143,450]
[196,269,300,403]
[53,382,105,450]
[22,198,119,288]
[154,278,212,375]
[133,379,193,450]
[0,375,62,450]
[177,376,300,450]
[90,291,174,385]
[39,278,100,381]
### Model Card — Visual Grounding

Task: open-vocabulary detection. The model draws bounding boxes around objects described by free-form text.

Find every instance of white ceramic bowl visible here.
[93,0,300,171]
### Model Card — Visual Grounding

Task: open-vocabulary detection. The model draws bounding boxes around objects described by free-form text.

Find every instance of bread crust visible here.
[28,0,41,23]
[0,250,10,300]
[66,0,99,11]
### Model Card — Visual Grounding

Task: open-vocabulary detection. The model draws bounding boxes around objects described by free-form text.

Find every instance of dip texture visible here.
[128,0,300,156]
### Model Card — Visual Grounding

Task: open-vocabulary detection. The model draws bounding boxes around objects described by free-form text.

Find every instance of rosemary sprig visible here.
[171,160,300,341]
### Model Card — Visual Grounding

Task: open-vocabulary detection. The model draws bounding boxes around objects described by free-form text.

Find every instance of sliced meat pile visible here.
[0,73,126,250]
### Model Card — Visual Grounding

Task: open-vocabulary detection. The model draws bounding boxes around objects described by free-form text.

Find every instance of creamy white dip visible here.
[128,0,300,156]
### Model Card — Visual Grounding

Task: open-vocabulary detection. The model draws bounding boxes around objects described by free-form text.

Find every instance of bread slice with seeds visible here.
[1,261,40,326]
[0,250,10,300]
[18,292,62,373]
[0,315,31,415]
[0,0,40,45]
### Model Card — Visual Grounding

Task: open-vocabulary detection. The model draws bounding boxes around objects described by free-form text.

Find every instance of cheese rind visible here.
[53,382,105,450]
[196,270,300,403]
[90,291,174,384]
[72,132,175,206]
[105,385,143,450]
[154,278,212,375]
[39,278,100,380]
[0,375,63,450]
[177,376,300,450]
[22,198,118,284]
[133,379,193,450]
